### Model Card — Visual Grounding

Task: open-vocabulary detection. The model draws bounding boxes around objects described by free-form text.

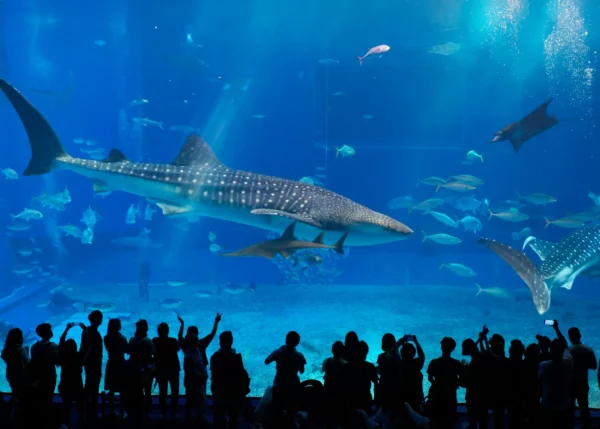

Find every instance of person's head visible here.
[285,331,301,348]
[536,334,551,352]
[489,333,505,356]
[135,319,149,337]
[36,323,53,341]
[550,338,565,361]
[401,342,416,360]
[219,331,233,349]
[358,340,369,361]
[331,341,345,359]
[345,331,359,348]
[462,338,477,357]
[509,339,525,360]
[186,334,199,349]
[63,338,78,356]
[3,328,23,350]
[568,327,582,344]
[381,333,396,352]
[107,318,121,335]
[186,326,199,337]
[88,310,103,328]
[525,343,539,360]
[157,322,169,338]
[441,337,456,356]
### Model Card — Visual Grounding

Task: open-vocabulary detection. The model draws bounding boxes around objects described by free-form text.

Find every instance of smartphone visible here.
[544,320,555,326]
[404,335,414,342]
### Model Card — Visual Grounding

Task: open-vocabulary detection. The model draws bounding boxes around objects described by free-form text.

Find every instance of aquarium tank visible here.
[0,0,599,405]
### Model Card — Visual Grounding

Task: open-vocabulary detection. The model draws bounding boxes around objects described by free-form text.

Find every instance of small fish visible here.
[488,209,529,223]
[169,125,197,133]
[519,193,557,206]
[417,177,446,187]
[448,175,484,186]
[440,263,476,277]
[80,147,105,154]
[544,217,585,229]
[388,195,416,210]
[428,211,458,228]
[335,145,355,158]
[94,39,106,47]
[88,301,117,312]
[356,44,390,65]
[209,243,222,253]
[130,99,149,107]
[81,227,94,245]
[160,298,182,309]
[465,150,483,163]
[194,290,214,298]
[428,42,461,56]
[1,168,18,180]
[208,231,217,242]
[436,182,476,192]
[58,224,83,238]
[410,198,444,214]
[126,204,139,224]
[421,232,462,245]
[218,282,257,295]
[144,205,156,221]
[454,197,481,213]
[72,138,85,144]
[332,91,345,96]
[252,114,266,119]
[11,209,43,222]
[476,283,510,299]
[588,192,600,206]
[167,281,186,287]
[565,210,600,223]
[132,117,163,130]
[85,140,99,146]
[511,227,532,241]
[458,216,483,233]
[318,59,339,65]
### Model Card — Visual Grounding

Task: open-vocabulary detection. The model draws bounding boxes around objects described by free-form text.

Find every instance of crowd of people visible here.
[0,311,597,429]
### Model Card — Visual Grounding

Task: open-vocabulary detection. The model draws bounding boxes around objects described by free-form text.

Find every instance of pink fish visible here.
[356,44,390,65]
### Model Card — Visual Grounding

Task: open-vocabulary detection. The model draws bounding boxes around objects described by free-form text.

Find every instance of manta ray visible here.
[478,226,600,314]
[490,98,559,153]
[0,79,413,246]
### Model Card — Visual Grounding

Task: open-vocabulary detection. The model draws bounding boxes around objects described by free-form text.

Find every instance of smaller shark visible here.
[223,222,347,259]
[478,226,600,314]
[490,98,559,153]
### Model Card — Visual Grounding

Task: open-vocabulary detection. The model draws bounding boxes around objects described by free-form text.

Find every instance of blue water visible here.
[1,0,600,403]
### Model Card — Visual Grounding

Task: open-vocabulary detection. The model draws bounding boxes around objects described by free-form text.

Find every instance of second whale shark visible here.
[0,79,413,246]
[478,226,600,314]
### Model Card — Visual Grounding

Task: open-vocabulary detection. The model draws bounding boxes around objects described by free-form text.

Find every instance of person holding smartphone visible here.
[398,334,425,412]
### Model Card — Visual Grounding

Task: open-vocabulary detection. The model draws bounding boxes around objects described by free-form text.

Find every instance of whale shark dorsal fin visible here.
[103,149,129,163]
[171,135,224,168]
[281,222,296,241]
[251,208,324,229]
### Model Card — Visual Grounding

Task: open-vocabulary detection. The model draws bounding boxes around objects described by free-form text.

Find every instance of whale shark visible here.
[0,79,413,246]
[478,226,600,314]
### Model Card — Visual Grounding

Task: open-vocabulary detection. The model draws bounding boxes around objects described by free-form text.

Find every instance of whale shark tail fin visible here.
[478,237,551,314]
[0,79,68,175]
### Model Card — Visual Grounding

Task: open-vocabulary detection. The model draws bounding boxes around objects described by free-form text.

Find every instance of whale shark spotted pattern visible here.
[478,226,600,314]
[0,79,413,246]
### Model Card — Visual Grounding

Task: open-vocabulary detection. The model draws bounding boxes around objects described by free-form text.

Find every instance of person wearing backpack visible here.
[29,323,59,427]
[210,331,250,429]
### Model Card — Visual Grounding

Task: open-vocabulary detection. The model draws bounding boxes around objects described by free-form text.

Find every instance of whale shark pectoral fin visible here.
[251,209,324,229]
[478,237,551,315]
[156,203,193,216]
[523,236,556,261]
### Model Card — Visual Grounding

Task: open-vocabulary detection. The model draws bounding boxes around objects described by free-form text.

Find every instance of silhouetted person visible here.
[508,339,525,429]
[210,331,250,429]
[537,334,552,362]
[322,341,347,427]
[127,319,155,419]
[177,313,221,371]
[265,331,306,428]
[539,338,573,429]
[81,309,103,419]
[461,335,486,429]
[152,321,180,419]
[522,343,541,425]
[183,331,208,424]
[1,327,30,420]
[343,331,359,363]
[344,340,378,413]
[376,333,402,411]
[57,322,87,426]
[139,261,150,301]
[399,335,425,412]
[103,318,127,416]
[565,326,596,429]
[29,323,58,427]
[427,337,461,429]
